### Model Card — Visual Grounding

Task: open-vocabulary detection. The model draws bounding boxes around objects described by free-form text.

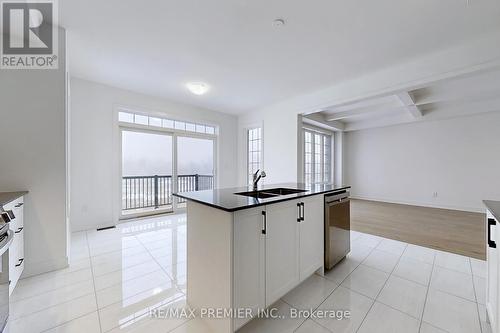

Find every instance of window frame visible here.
[246,126,263,185]
[303,127,333,185]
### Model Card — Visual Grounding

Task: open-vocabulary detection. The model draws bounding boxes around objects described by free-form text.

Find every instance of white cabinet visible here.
[486,210,499,333]
[299,195,324,281]
[265,200,300,306]
[231,195,325,330]
[233,207,266,331]
[3,196,25,295]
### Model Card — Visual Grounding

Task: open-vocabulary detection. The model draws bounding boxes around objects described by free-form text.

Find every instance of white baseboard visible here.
[71,220,115,232]
[350,195,484,213]
[21,255,69,279]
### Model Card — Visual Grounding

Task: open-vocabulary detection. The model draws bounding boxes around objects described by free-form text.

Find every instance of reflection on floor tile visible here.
[376,238,407,256]
[237,300,304,333]
[376,275,427,319]
[430,266,475,301]
[357,302,420,333]
[419,322,448,333]
[281,274,337,310]
[434,250,471,274]
[341,264,389,299]
[313,286,373,333]
[361,249,400,273]
[470,258,487,278]
[8,215,488,333]
[44,312,101,333]
[295,319,331,333]
[402,244,436,265]
[392,257,432,286]
[323,257,360,285]
[423,289,481,333]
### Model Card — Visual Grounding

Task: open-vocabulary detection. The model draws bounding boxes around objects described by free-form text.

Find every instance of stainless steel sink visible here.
[235,190,279,199]
[235,187,307,199]
[261,188,307,195]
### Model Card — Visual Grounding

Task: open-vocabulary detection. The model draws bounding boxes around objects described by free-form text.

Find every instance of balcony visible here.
[122,174,214,214]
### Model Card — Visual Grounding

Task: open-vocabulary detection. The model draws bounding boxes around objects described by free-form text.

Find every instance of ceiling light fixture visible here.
[272,18,286,27]
[186,82,210,95]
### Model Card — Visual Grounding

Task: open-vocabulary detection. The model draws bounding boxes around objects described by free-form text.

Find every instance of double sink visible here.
[235,187,307,199]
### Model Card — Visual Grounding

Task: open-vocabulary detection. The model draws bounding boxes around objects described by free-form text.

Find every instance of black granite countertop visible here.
[173,183,350,212]
[484,200,500,222]
[0,191,28,207]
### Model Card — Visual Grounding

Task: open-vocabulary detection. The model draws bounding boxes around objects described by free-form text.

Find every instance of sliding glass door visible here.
[176,136,215,208]
[120,127,216,218]
[121,130,174,217]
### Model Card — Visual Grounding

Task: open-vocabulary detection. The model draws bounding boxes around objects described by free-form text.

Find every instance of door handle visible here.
[261,211,267,235]
[15,258,24,267]
[15,227,23,234]
[14,203,23,208]
[488,218,497,248]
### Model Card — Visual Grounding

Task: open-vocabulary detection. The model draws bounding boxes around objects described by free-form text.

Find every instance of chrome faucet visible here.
[252,169,266,191]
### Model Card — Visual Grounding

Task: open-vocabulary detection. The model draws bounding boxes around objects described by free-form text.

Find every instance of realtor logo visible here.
[1,0,58,69]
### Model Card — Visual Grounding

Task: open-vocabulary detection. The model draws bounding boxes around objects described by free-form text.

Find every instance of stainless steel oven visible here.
[0,222,13,332]
[324,190,350,270]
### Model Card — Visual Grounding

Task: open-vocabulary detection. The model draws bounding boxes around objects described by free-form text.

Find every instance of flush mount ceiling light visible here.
[186,82,210,95]
[272,18,286,27]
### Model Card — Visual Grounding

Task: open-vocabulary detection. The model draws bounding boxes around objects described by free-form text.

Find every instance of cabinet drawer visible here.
[9,227,25,295]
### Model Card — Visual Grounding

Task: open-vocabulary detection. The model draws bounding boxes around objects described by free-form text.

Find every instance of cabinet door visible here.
[265,200,300,306]
[299,195,324,281]
[487,211,498,332]
[8,198,24,295]
[233,207,266,331]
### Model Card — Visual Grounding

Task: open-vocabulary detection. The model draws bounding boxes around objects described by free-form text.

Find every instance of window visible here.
[118,111,216,135]
[304,128,332,184]
[247,127,262,184]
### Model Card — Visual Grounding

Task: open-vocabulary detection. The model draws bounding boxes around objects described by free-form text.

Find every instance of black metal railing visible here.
[122,174,214,211]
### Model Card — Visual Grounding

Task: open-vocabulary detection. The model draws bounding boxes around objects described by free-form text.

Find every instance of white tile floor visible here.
[4,214,491,333]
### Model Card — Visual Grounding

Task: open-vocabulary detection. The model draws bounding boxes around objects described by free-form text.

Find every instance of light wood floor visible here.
[351,199,486,260]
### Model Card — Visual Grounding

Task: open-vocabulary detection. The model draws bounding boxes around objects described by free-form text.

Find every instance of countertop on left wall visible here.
[484,200,500,222]
[0,191,28,206]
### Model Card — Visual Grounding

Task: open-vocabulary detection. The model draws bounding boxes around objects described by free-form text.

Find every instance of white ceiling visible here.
[305,69,500,131]
[60,0,500,114]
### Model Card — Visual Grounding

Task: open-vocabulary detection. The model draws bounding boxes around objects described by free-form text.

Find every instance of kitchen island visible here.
[174,183,350,332]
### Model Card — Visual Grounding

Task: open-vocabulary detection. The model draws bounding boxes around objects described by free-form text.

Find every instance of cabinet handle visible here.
[297,203,301,222]
[300,203,305,221]
[488,218,497,248]
[15,227,23,234]
[261,211,267,235]
[15,258,24,267]
[14,203,23,208]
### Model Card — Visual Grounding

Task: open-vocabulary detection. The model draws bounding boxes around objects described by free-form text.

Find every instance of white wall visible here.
[238,108,299,186]
[237,32,500,188]
[344,112,500,212]
[70,78,238,232]
[0,29,69,277]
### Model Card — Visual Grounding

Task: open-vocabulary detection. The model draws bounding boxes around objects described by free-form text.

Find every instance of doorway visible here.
[121,129,174,217]
[120,126,216,219]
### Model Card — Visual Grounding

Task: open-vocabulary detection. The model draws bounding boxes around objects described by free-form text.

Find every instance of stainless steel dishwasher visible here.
[324,190,350,270]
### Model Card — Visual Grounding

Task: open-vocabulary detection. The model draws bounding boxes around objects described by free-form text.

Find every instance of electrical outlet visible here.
[433,192,438,198]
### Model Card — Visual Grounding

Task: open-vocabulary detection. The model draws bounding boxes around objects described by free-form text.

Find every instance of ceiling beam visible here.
[396,92,423,118]
[325,107,383,121]
[303,113,345,131]
[407,105,423,118]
